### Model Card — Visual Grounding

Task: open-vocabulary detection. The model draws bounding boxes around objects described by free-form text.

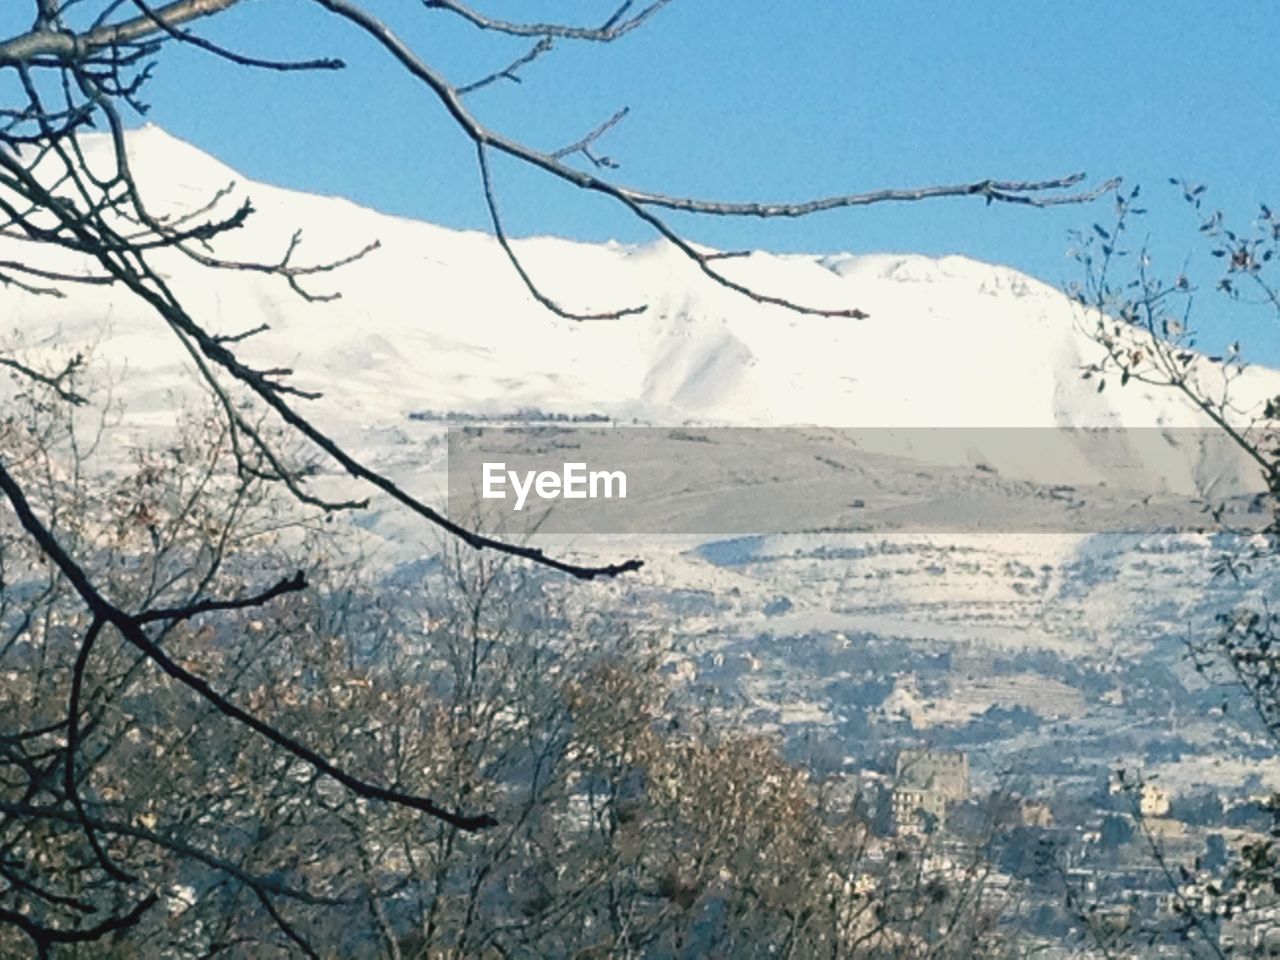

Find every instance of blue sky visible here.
[11,1,1280,357]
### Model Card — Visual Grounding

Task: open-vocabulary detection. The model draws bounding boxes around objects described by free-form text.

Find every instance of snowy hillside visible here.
[5,126,1278,456]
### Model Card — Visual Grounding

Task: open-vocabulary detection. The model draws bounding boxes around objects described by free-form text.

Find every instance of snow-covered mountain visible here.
[6,126,1278,449]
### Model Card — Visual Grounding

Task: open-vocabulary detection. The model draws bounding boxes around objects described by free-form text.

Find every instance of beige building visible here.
[1020,800,1054,828]
[1139,782,1171,817]
[892,749,969,832]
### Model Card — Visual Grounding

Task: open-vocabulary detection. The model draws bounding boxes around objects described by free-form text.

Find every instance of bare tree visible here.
[1071,185,1280,956]
[0,1,1118,952]
[0,400,1016,956]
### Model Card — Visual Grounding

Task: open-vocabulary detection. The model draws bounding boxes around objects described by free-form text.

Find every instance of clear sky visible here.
[11,1,1280,358]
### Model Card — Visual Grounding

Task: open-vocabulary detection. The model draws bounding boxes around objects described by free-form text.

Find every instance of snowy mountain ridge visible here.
[4,125,1278,498]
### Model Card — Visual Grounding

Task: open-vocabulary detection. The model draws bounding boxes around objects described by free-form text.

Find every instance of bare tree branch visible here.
[629,172,1125,217]
[0,0,242,64]
[458,36,553,96]
[423,0,675,43]
[0,800,350,906]
[313,0,1116,319]
[0,353,87,405]
[477,143,645,321]
[0,458,500,831]
[0,893,156,956]
[65,616,137,884]
[127,0,346,72]
[551,106,628,169]
[135,570,306,623]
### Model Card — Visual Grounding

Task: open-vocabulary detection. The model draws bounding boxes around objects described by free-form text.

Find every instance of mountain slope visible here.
[4,126,1277,493]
